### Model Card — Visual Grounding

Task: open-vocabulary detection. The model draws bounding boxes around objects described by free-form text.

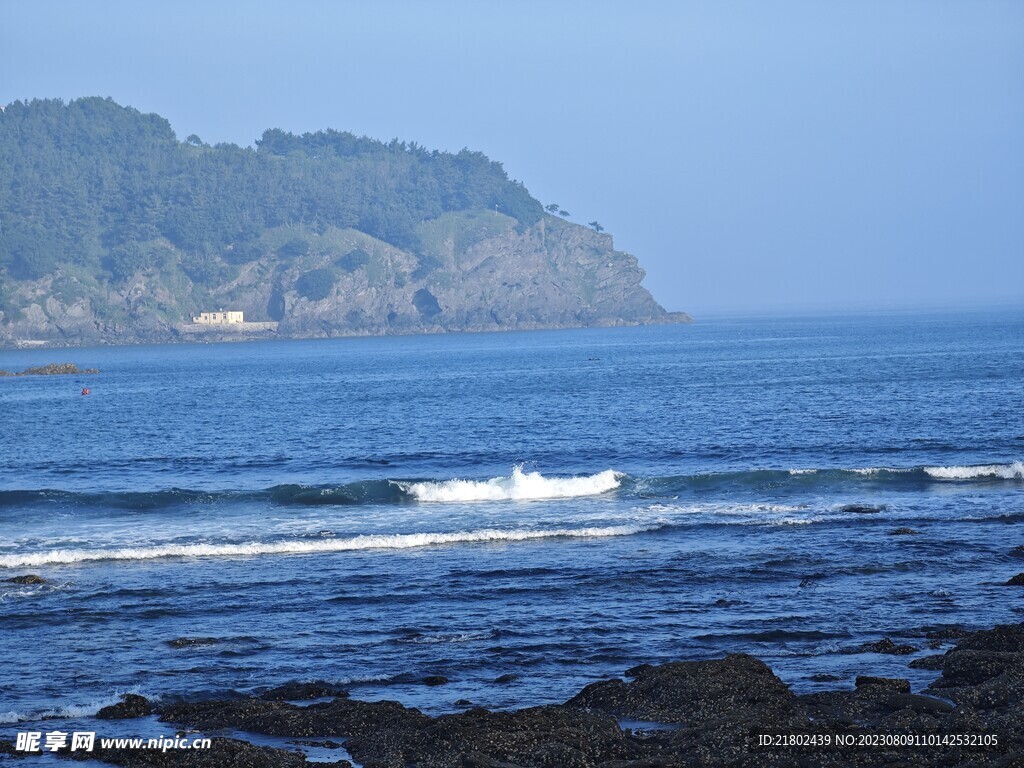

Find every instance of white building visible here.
[192,310,244,324]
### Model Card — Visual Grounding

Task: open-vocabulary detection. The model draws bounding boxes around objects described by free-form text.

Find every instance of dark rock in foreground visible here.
[260,680,349,701]
[1005,572,1024,586]
[77,736,320,767]
[44,623,1024,767]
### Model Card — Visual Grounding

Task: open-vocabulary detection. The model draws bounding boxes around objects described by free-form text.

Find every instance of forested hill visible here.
[0,97,684,346]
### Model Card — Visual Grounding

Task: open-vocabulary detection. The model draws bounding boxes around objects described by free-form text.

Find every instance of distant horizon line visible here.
[679,298,1024,321]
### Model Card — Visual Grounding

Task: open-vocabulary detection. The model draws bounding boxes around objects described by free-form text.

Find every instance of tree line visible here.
[0,97,545,286]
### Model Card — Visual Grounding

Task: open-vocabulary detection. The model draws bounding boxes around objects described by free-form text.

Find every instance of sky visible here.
[2,0,1022,315]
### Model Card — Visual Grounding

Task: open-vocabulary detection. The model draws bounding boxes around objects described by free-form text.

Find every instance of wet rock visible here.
[67,736,313,767]
[889,527,918,535]
[165,637,219,648]
[909,654,946,670]
[291,738,344,748]
[1005,573,1024,586]
[855,676,910,693]
[454,699,473,707]
[927,622,1024,715]
[624,664,653,678]
[344,704,642,768]
[800,685,953,729]
[935,650,1023,688]
[565,654,803,729]
[136,625,1024,766]
[260,680,349,701]
[97,694,154,719]
[160,696,430,739]
[4,574,46,584]
[923,625,968,640]
[493,674,518,684]
[423,675,449,686]
[840,504,885,514]
[1010,545,1024,559]
[856,637,917,655]
[955,623,1024,653]
[809,673,843,682]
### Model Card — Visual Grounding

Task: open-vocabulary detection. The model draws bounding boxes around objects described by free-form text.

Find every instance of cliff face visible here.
[0,213,685,347]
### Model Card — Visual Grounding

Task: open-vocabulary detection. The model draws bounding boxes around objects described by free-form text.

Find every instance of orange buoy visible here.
[81,388,90,396]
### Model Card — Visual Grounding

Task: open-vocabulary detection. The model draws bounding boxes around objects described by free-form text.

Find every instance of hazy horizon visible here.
[2,0,1021,316]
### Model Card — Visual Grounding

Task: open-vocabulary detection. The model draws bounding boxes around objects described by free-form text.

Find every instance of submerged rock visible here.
[5,574,46,584]
[856,637,918,655]
[809,673,843,682]
[165,637,220,648]
[422,675,449,686]
[260,680,349,701]
[840,503,886,514]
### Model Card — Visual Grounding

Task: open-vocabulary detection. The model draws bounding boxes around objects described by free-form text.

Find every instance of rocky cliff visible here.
[0,213,685,346]
[0,98,687,347]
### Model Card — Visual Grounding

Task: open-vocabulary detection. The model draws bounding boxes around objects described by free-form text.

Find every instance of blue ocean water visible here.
[1,310,1022,747]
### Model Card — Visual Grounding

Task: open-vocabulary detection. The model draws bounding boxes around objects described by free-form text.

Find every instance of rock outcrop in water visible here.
[19,622,1018,767]
[0,363,98,376]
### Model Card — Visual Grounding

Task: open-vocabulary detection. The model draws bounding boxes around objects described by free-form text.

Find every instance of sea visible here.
[1,309,1022,762]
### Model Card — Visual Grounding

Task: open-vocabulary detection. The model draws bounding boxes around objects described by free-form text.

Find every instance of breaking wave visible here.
[0,524,661,568]
[404,466,622,502]
[924,461,1024,480]
[0,692,141,723]
[1,461,1019,516]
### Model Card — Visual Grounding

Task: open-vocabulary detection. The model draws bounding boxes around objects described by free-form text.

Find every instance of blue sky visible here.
[2,0,1022,315]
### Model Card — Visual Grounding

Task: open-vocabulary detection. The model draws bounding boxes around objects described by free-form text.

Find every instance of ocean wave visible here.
[924,461,1024,480]
[0,692,139,723]
[404,466,622,503]
[1,460,1019,517]
[0,524,661,568]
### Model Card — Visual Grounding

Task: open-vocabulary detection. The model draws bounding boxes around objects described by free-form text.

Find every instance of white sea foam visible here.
[0,693,133,723]
[0,524,657,569]
[924,461,1024,480]
[398,630,494,644]
[405,466,622,502]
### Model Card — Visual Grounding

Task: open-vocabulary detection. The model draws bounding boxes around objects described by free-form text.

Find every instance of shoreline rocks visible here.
[1,624,1018,765]
[30,622,1016,767]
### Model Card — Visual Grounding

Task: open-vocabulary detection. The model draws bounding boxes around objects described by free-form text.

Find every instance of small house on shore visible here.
[192,310,244,324]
